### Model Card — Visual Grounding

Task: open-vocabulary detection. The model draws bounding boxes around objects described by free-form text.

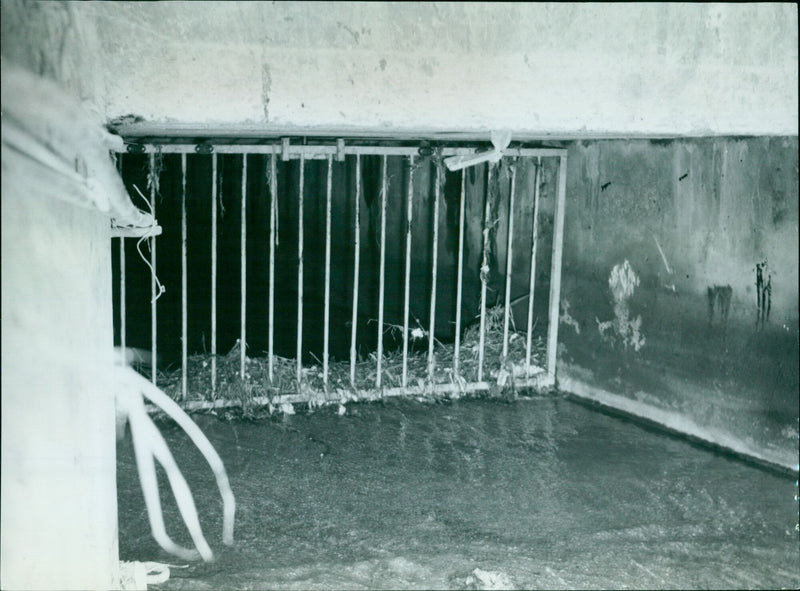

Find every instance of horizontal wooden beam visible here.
[115,143,567,157]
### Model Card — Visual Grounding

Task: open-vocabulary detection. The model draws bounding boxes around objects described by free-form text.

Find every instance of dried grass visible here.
[159,305,547,413]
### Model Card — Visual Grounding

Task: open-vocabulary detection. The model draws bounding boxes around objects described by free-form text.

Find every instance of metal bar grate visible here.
[427,163,441,383]
[123,144,565,158]
[323,155,333,391]
[477,163,493,382]
[112,144,567,407]
[181,153,188,398]
[240,155,247,379]
[525,158,542,376]
[376,155,388,389]
[211,153,218,395]
[401,156,414,388]
[349,155,361,387]
[502,160,517,361]
[453,169,466,377]
[547,155,568,381]
[268,151,277,382]
[149,153,158,384]
[297,153,305,385]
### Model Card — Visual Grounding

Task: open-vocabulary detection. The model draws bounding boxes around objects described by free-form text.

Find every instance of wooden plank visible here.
[525,158,542,375]
[124,144,567,158]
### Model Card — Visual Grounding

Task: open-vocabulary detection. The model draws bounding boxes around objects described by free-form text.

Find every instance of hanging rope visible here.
[132,183,166,303]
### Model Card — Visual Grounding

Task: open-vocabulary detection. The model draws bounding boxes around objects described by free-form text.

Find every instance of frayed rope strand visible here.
[132,183,166,303]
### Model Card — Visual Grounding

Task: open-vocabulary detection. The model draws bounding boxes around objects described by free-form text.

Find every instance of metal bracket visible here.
[281,137,291,161]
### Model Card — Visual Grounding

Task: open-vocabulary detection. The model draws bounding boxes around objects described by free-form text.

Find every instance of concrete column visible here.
[1,150,119,589]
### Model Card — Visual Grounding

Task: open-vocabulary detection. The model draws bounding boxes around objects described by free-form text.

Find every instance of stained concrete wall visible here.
[564,137,799,323]
[557,137,798,469]
[1,2,797,136]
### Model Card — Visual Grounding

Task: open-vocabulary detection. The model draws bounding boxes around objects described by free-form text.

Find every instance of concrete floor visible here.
[117,395,798,590]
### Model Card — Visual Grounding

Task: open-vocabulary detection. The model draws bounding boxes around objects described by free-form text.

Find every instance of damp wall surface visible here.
[557,137,799,468]
[563,137,799,321]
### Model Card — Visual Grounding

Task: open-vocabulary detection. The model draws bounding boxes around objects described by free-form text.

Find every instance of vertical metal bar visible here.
[376,155,387,388]
[240,154,247,379]
[149,153,157,385]
[296,153,305,385]
[401,156,414,388]
[181,153,188,400]
[546,155,568,381]
[268,150,277,382]
[502,160,517,360]
[350,155,361,387]
[453,169,466,376]
[118,155,126,357]
[211,153,218,396]
[323,155,333,391]
[526,158,542,375]
[120,235,126,353]
[477,163,493,382]
[427,163,441,381]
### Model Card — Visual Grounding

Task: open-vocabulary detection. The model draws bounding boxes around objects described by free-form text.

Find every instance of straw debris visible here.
[159,305,547,416]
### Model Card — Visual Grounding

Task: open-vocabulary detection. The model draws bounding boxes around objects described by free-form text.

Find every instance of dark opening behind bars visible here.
[111,145,566,400]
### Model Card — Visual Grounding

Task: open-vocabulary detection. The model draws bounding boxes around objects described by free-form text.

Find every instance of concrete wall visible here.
[2,2,797,136]
[556,136,798,469]
[1,154,118,589]
[564,137,799,323]
[0,3,796,579]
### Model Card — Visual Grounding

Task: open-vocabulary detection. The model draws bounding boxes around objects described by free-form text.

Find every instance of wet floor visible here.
[117,394,799,590]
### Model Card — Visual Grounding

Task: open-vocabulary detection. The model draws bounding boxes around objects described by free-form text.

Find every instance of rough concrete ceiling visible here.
[2,2,797,138]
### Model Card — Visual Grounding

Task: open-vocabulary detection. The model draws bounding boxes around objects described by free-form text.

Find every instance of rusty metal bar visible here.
[240,154,247,379]
[268,150,277,382]
[350,155,361,387]
[453,169,466,376]
[127,144,566,158]
[149,153,158,385]
[477,163,493,382]
[297,153,305,385]
[525,158,542,375]
[180,371,548,414]
[181,153,188,399]
[502,160,517,360]
[113,148,562,410]
[323,155,333,391]
[547,155,568,381]
[281,137,290,161]
[211,153,218,396]
[427,163,441,381]
[376,155,387,388]
[118,155,126,357]
[120,235,126,354]
[401,156,414,388]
